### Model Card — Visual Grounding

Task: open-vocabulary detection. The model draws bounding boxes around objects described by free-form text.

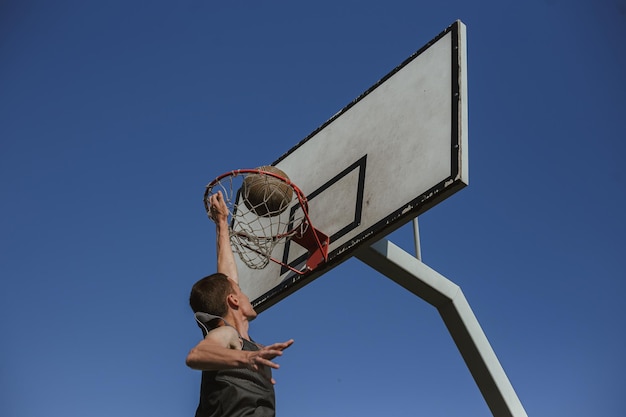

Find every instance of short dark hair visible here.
[189,273,234,316]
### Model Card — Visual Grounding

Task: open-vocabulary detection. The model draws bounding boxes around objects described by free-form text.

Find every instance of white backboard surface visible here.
[240,21,468,311]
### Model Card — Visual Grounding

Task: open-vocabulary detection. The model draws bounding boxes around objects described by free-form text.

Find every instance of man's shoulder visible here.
[205,325,242,349]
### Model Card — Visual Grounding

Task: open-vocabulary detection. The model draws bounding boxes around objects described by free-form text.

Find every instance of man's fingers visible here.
[250,354,280,371]
[248,339,293,369]
[208,191,228,221]
[259,358,280,369]
[260,349,283,362]
[248,339,293,384]
[266,339,294,351]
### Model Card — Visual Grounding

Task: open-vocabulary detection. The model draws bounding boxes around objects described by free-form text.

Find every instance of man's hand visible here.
[247,339,295,384]
[208,191,229,224]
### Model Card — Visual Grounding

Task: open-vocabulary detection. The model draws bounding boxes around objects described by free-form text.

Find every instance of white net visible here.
[205,169,309,270]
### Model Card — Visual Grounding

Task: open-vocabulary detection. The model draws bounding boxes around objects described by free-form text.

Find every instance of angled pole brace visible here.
[355,239,527,417]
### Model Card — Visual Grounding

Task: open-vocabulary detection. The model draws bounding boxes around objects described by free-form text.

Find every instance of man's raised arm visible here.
[208,191,238,284]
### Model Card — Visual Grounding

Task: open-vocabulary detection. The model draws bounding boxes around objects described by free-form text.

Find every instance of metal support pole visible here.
[413,218,422,261]
[355,239,527,417]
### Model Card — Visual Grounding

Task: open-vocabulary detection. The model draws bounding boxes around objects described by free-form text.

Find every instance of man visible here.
[186,191,294,417]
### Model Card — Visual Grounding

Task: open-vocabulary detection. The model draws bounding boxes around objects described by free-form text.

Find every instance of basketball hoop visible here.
[204,168,329,275]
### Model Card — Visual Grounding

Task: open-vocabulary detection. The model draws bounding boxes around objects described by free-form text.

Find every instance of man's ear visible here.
[227,293,239,309]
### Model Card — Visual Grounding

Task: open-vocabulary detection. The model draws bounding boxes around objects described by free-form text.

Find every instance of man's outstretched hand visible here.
[247,339,294,384]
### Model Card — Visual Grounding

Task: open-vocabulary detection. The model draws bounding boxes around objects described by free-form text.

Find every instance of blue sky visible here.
[1,1,624,416]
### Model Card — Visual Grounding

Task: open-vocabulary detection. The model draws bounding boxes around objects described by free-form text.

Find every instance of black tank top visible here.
[194,313,276,417]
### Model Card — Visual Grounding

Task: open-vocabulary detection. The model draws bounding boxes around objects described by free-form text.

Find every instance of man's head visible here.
[189,273,257,320]
[189,273,234,316]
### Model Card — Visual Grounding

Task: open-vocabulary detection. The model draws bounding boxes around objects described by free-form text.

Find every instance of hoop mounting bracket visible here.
[292,226,329,272]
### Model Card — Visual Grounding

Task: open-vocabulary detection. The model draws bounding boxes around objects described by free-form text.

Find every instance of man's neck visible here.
[224,312,250,341]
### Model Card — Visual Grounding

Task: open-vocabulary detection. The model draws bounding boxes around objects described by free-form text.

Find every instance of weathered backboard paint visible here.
[238,21,468,311]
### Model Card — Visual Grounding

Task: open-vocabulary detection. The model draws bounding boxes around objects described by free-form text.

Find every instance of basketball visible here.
[241,166,293,217]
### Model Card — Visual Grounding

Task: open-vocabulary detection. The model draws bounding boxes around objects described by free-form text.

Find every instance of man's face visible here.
[233,283,257,320]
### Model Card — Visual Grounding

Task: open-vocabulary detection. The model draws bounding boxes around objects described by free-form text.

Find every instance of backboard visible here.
[234,21,468,312]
